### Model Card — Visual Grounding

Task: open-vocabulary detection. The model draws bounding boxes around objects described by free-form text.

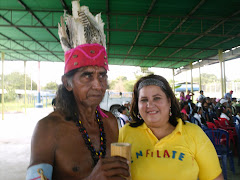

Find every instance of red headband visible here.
[64,43,109,74]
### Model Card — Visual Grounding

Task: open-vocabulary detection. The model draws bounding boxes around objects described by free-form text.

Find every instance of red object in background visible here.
[206,122,217,129]
[216,118,237,147]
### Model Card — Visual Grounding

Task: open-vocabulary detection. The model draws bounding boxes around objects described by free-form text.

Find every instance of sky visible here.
[0,57,240,87]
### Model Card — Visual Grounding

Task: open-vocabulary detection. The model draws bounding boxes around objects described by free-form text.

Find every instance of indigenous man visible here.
[26,1,129,180]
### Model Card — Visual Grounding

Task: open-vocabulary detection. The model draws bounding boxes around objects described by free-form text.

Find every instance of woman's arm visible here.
[214,173,224,180]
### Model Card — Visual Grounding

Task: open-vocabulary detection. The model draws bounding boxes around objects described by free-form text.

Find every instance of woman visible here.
[180,101,189,116]
[191,105,204,127]
[179,91,186,102]
[185,90,194,101]
[119,74,223,180]
[118,105,130,128]
[216,105,232,126]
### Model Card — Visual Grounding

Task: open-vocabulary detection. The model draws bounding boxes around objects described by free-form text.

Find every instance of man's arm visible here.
[27,115,57,180]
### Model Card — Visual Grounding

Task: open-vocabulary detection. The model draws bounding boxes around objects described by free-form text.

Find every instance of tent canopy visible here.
[1,0,240,71]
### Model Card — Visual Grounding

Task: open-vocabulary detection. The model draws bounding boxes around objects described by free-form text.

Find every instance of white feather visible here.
[95,13,106,49]
[72,0,81,19]
[58,17,71,52]
[58,0,106,52]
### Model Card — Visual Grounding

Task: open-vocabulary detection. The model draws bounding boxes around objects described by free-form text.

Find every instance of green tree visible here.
[43,82,58,91]
[109,76,128,92]
[134,68,154,80]
[109,76,137,92]
[108,68,154,92]
[124,80,136,92]
[233,79,240,82]
[3,72,37,90]
[193,73,220,84]
[4,86,16,101]
[0,72,37,102]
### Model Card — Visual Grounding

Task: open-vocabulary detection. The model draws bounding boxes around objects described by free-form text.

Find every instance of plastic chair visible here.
[214,119,221,128]
[216,118,237,147]
[206,122,217,129]
[190,117,201,127]
[235,122,240,166]
[233,116,240,125]
[201,124,209,131]
[117,117,126,128]
[204,129,235,180]
[190,117,208,130]
[218,117,231,127]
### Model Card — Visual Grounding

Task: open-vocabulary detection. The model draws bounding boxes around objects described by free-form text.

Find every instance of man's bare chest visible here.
[52,123,114,179]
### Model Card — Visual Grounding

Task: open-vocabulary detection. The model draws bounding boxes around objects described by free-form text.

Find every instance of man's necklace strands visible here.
[75,110,106,165]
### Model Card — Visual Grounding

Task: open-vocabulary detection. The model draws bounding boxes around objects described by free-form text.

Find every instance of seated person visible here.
[118,105,130,128]
[191,105,206,127]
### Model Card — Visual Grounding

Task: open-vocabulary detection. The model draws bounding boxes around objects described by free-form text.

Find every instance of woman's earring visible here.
[137,113,142,120]
[169,107,172,116]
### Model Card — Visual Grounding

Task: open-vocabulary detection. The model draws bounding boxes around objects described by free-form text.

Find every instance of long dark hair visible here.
[130,74,183,127]
[55,69,79,121]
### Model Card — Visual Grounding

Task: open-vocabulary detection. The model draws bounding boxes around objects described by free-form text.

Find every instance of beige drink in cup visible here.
[111,143,131,179]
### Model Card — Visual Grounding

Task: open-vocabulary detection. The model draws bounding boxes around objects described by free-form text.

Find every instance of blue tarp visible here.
[175,84,199,92]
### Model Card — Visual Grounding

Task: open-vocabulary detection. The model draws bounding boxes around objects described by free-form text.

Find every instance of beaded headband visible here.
[138,78,167,91]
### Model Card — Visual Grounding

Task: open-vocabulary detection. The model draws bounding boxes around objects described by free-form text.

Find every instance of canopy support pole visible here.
[1,52,4,120]
[223,59,226,95]
[199,60,202,91]
[218,49,224,98]
[172,68,175,92]
[35,61,43,108]
[185,71,188,93]
[190,62,193,101]
[24,61,27,114]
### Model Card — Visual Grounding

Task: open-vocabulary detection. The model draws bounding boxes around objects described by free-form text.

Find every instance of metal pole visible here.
[199,60,202,91]
[185,71,188,94]
[38,61,40,103]
[190,62,193,100]
[218,49,224,98]
[24,61,27,114]
[223,60,226,95]
[172,68,175,92]
[1,52,4,120]
[36,61,43,108]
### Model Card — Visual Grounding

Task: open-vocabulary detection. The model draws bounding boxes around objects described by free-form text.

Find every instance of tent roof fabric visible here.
[1,0,240,70]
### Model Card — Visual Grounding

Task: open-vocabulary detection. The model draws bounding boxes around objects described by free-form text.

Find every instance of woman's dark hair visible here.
[216,105,225,118]
[180,101,188,110]
[130,74,183,127]
[192,105,202,115]
[118,105,127,113]
[55,68,79,121]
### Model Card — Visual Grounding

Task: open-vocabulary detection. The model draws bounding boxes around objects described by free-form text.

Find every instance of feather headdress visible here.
[58,0,108,74]
[58,1,106,52]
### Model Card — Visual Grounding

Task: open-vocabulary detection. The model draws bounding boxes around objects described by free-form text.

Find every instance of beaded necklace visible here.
[76,110,106,165]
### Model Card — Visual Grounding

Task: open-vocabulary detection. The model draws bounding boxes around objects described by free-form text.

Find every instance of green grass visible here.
[0,99,52,113]
[0,102,35,113]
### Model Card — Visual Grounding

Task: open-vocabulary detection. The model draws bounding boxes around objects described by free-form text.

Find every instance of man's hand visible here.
[86,156,130,180]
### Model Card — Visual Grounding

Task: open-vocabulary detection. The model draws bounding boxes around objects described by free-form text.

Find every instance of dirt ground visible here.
[0,108,53,180]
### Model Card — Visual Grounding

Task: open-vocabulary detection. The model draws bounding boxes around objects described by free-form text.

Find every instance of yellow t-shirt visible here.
[119,119,222,180]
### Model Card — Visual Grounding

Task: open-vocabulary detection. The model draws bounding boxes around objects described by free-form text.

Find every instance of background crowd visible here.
[179,90,240,129]
[117,89,240,130]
